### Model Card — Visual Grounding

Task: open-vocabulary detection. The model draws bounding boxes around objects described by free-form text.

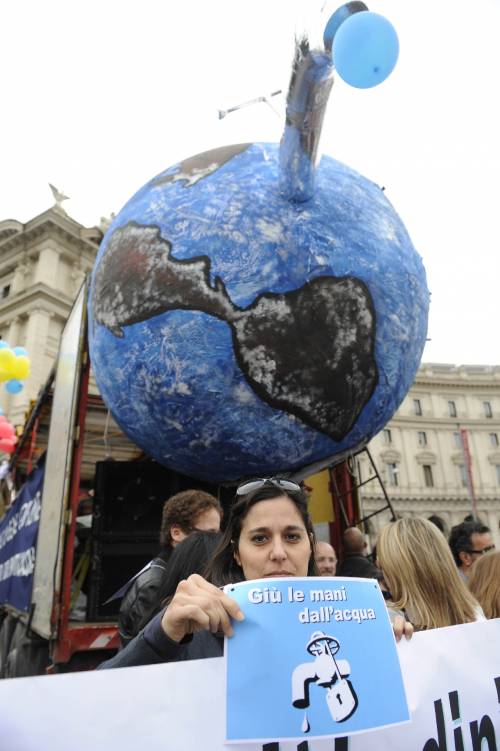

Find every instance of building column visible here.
[1,316,22,421]
[11,261,29,296]
[7,316,21,348]
[7,309,52,426]
[33,246,59,288]
[70,259,86,297]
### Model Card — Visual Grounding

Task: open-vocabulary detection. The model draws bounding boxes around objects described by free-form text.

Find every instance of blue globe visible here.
[88,142,428,482]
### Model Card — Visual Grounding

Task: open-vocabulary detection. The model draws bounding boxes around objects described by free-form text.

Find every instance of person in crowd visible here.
[377,517,484,631]
[468,551,500,619]
[99,477,412,669]
[314,540,337,576]
[427,515,445,534]
[448,520,495,581]
[336,526,379,578]
[118,489,223,647]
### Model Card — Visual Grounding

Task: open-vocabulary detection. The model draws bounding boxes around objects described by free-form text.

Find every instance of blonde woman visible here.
[468,551,500,619]
[377,517,483,631]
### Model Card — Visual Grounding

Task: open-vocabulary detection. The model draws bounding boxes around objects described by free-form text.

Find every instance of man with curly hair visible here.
[118,489,222,647]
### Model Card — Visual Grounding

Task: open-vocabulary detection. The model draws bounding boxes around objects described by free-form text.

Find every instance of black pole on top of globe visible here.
[278,2,368,203]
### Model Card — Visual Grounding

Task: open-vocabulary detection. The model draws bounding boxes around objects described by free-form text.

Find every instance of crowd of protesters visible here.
[98,478,497,670]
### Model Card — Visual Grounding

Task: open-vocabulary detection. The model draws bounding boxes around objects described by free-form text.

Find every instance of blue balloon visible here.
[6,379,23,394]
[0,341,10,350]
[323,2,368,51]
[12,346,28,356]
[332,11,399,89]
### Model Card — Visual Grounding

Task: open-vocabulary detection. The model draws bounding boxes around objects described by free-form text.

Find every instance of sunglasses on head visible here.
[236,477,301,496]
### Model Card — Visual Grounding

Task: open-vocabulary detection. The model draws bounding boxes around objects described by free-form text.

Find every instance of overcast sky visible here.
[1,0,499,365]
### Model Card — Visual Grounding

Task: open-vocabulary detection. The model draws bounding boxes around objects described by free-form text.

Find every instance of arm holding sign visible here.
[98,609,225,669]
[98,610,186,668]
[161,574,244,642]
[99,575,410,669]
[98,575,244,669]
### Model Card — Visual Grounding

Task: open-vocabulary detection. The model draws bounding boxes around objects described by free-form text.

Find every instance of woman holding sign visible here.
[99,478,411,669]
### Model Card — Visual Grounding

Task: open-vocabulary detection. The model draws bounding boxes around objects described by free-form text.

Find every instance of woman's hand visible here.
[392,615,414,641]
[161,574,245,643]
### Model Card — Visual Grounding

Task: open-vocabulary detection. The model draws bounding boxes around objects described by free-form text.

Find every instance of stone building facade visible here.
[359,363,500,547]
[0,206,101,425]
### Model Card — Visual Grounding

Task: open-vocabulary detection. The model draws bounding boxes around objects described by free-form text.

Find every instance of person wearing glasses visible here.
[99,478,412,669]
[377,517,485,631]
[448,521,495,582]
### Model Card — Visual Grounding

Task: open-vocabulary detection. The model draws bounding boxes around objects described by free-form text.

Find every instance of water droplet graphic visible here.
[302,711,310,733]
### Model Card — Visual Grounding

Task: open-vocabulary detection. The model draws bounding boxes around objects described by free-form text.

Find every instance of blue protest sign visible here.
[224,576,409,743]
[0,465,43,611]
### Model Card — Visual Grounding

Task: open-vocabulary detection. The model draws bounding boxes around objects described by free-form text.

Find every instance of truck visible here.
[0,280,394,677]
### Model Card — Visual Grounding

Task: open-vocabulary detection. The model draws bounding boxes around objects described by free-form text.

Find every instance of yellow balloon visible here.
[0,349,15,371]
[0,368,11,382]
[11,355,30,381]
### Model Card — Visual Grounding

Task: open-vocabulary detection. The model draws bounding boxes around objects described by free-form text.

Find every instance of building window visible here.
[386,462,398,487]
[453,431,462,449]
[423,465,434,487]
[448,400,457,418]
[496,466,500,486]
[413,398,422,416]
[1,285,10,299]
[458,464,468,487]
[483,401,493,418]
[417,431,427,447]
[490,433,499,448]
[383,429,392,444]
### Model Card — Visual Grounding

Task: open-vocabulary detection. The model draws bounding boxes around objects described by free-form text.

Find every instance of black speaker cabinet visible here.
[86,460,220,621]
[86,539,159,621]
[92,460,219,540]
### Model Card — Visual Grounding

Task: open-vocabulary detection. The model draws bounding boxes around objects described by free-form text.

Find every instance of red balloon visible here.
[0,437,15,454]
[0,423,14,439]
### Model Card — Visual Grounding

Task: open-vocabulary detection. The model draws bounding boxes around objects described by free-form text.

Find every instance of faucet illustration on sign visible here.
[292,631,358,732]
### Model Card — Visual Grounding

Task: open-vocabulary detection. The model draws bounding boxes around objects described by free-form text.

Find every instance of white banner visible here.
[0,619,498,751]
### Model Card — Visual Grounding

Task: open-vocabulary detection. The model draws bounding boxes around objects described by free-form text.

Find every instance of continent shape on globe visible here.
[88,141,428,482]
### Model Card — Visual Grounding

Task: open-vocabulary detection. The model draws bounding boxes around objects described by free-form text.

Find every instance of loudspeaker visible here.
[92,460,218,539]
[86,539,159,621]
[86,460,220,621]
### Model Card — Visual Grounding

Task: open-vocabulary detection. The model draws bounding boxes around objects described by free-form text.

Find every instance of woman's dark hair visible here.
[205,483,317,586]
[154,530,223,610]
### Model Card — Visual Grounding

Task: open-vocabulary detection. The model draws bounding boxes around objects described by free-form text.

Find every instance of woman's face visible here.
[234,496,312,580]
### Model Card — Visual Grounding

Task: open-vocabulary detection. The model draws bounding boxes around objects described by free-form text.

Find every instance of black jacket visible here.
[99,610,223,669]
[337,553,379,579]
[118,550,172,648]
